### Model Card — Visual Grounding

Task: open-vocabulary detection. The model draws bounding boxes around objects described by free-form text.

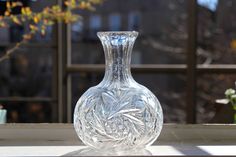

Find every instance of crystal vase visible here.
[74,31,163,150]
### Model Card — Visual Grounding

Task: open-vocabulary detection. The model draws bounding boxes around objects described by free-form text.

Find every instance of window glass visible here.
[109,13,121,31]
[2,0,236,124]
[128,12,141,31]
[197,74,236,123]
[72,21,84,42]
[131,51,142,64]
[0,0,57,123]
[0,47,53,97]
[89,15,102,39]
[0,47,54,123]
[72,0,187,64]
[4,102,52,123]
[197,0,236,64]
[90,15,101,30]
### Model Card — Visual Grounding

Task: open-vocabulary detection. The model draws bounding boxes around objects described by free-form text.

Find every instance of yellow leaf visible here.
[33,16,39,23]
[21,7,32,15]
[79,2,92,9]
[0,21,7,27]
[64,1,70,6]
[12,2,23,8]
[12,16,21,25]
[6,2,11,9]
[21,8,25,14]
[29,24,38,31]
[89,0,103,4]
[23,34,32,40]
[71,0,76,6]
[4,11,10,16]
[65,0,76,8]
[79,1,87,9]
[25,7,32,15]
[231,40,236,50]
[52,5,61,12]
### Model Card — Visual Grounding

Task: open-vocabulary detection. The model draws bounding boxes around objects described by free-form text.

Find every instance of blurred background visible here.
[0,0,236,123]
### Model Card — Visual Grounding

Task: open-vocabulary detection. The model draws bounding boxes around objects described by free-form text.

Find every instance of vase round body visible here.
[74,31,163,150]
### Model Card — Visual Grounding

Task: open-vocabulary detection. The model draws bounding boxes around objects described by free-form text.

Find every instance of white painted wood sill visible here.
[0,124,236,156]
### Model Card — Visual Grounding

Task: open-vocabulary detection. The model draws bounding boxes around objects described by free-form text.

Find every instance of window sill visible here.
[0,124,235,156]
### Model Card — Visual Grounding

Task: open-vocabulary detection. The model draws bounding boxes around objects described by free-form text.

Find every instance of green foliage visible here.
[225,89,236,108]
[224,88,236,122]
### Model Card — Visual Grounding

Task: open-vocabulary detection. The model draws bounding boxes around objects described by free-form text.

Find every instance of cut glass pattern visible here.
[74,31,163,150]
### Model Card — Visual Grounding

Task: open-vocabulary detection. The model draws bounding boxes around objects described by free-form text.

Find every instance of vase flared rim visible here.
[97,31,138,37]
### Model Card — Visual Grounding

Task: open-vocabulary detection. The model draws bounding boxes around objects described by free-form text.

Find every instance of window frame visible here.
[1,0,236,123]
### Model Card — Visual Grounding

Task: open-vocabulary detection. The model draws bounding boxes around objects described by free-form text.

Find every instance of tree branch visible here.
[0,31,36,62]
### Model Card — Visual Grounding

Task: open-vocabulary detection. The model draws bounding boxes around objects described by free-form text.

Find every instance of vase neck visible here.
[98,31,138,84]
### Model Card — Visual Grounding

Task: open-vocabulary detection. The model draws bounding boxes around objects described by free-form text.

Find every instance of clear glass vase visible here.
[74,31,163,150]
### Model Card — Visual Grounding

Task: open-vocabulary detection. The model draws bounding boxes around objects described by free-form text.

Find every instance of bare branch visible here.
[0,31,36,62]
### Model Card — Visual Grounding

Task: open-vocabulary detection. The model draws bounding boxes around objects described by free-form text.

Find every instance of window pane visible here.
[109,13,121,31]
[197,0,236,64]
[72,42,104,64]
[128,12,141,31]
[0,47,53,97]
[89,15,102,39]
[90,15,102,30]
[133,74,186,123]
[71,0,187,64]
[197,74,236,123]
[3,102,52,123]
[0,1,56,123]
[71,73,186,123]
[30,0,57,12]
[0,47,54,123]
[72,21,84,42]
